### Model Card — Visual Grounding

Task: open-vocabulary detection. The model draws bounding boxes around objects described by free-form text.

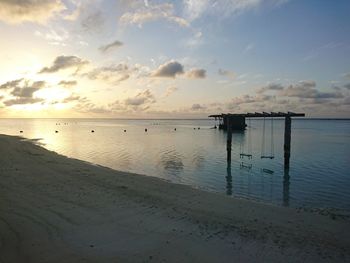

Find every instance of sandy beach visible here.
[0,134,349,263]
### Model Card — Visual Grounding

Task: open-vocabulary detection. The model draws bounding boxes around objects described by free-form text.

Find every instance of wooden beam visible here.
[209,112,305,118]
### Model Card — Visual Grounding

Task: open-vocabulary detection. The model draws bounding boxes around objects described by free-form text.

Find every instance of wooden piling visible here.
[284,116,291,169]
[227,117,232,162]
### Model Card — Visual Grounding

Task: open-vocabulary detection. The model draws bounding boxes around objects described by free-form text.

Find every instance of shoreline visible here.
[0,134,349,262]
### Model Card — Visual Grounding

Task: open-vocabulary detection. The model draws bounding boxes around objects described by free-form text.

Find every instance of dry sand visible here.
[0,134,349,262]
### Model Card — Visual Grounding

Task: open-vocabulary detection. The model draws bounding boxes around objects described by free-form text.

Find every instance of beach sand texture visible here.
[0,134,349,262]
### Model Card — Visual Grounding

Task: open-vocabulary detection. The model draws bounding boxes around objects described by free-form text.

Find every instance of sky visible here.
[0,0,349,118]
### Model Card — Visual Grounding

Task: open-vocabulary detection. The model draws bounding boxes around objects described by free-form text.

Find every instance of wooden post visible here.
[227,116,232,162]
[284,116,291,169]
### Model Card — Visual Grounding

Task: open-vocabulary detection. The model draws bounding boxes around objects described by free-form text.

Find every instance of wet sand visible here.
[0,134,349,262]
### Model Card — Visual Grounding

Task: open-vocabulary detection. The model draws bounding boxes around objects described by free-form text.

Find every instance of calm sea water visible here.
[1,118,349,210]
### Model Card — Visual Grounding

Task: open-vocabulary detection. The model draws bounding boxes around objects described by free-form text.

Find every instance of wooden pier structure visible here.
[209,112,305,169]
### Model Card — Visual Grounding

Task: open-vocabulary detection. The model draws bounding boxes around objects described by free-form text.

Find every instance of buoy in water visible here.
[55,130,58,133]
[124,130,126,132]
[20,131,23,133]
[91,130,95,133]
[174,128,176,131]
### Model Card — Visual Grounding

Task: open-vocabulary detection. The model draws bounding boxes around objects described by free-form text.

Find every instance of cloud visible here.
[1,79,46,106]
[75,101,109,114]
[84,63,130,83]
[257,83,284,93]
[183,0,288,21]
[218,69,235,79]
[152,61,184,78]
[81,10,105,32]
[279,81,343,99]
[191,103,206,111]
[0,78,23,90]
[344,83,350,90]
[184,31,203,48]
[58,80,77,88]
[303,42,343,61]
[109,89,156,112]
[99,40,123,53]
[186,68,206,79]
[62,94,81,103]
[343,73,350,80]
[11,81,46,98]
[0,78,46,96]
[164,86,178,97]
[4,98,44,106]
[39,55,89,74]
[120,3,189,28]
[125,89,155,106]
[0,0,65,24]
[34,28,69,46]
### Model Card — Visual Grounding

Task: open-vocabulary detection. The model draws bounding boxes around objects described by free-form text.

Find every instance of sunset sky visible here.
[0,0,349,118]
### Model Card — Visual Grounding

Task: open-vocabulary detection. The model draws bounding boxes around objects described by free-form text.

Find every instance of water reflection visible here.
[159,150,184,175]
[226,164,232,196]
[1,118,349,210]
[283,168,290,207]
[191,148,205,169]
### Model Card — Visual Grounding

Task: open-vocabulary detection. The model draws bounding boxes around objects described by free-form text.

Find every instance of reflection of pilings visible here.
[284,116,291,169]
[283,168,290,206]
[227,118,232,162]
[226,163,232,196]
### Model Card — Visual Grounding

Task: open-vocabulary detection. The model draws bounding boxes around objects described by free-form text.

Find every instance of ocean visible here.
[1,118,349,210]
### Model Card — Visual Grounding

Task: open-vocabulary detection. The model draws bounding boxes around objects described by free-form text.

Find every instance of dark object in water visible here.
[91,130,95,133]
[55,130,58,133]
[124,130,126,132]
[198,127,200,130]
[261,156,274,159]
[174,128,176,131]
[262,168,274,174]
[240,162,252,170]
[145,128,147,132]
[20,131,23,133]
[193,128,196,130]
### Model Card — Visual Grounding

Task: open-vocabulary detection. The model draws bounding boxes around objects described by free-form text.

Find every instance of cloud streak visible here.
[120,3,189,28]
[186,68,206,79]
[39,55,89,74]
[0,0,65,24]
[99,40,123,53]
[183,0,289,21]
[58,80,78,88]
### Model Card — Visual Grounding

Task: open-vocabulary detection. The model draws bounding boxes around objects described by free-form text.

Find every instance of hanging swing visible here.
[240,118,253,159]
[261,116,275,159]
